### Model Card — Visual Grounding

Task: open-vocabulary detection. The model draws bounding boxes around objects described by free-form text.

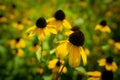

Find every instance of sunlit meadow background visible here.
[0,0,120,80]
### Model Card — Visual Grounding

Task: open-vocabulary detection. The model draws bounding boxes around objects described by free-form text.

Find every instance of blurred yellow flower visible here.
[27,17,57,41]
[56,31,87,67]
[13,49,24,57]
[29,43,40,52]
[48,58,67,79]
[48,58,67,73]
[12,21,24,30]
[98,56,118,72]
[36,67,44,74]
[0,15,7,23]
[87,70,113,80]
[47,10,71,32]
[95,20,111,33]
[10,38,26,49]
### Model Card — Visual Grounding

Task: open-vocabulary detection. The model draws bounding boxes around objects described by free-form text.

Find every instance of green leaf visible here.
[75,66,87,74]
[36,47,41,62]
[43,75,52,80]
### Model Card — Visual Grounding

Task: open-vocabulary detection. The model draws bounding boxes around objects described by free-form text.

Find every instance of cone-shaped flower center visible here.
[56,60,62,67]
[100,20,107,26]
[36,17,47,28]
[33,43,37,47]
[101,70,113,80]
[71,26,80,32]
[0,14,3,18]
[54,10,65,21]
[106,56,113,64]
[69,31,85,46]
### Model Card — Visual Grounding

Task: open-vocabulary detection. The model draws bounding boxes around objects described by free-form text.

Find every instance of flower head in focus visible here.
[95,20,111,33]
[27,17,57,41]
[47,10,71,32]
[56,31,87,67]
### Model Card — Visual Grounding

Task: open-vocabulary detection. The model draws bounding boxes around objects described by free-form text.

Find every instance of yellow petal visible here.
[46,18,55,22]
[63,20,71,29]
[48,27,57,34]
[95,25,101,31]
[112,62,118,72]
[105,64,112,71]
[56,41,68,59]
[38,29,45,41]
[59,65,67,73]
[79,47,87,65]
[103,26,111,33]
[68,45,80,67]
[87,71,101,77]
[98,58,106,66]
[29,27,38,37]
[48,59,58,69]
[26,26,36,33]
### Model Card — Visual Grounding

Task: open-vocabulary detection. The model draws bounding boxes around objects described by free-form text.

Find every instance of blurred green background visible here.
[0,0,120,80]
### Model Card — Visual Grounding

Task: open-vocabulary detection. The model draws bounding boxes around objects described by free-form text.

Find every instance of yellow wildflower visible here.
[28,17,57,41]
[47,10,71,32]
[98,56,118,72]
[95,20,111,33]
[56,31,87,67]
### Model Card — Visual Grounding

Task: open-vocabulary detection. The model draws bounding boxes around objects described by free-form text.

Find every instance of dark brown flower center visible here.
[71,26,80,32]
[100,20,107,26]
[36,17,47,28]
[54,10,65,21]
[56,60,62,67]
[16,38,20,42]
[101,70,113,80]
[69,31,85,46]
[106,56,113,64]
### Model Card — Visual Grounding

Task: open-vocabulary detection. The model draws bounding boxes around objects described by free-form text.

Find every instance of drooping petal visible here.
[105,64,113,71]
[103,26,111,33]
[79,47,87,65]
[48,59,58,69]
[63,20,71,29]
[38,29,45,41]
[112,62,118,72]
[29,27,38,37]
[98,58,106,66]
[56,41,68,59]
[68,45,81,67]
[47,26,57,34]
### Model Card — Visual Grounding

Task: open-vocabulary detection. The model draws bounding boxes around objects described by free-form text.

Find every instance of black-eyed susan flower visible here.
[95,20,111,33]
[56,31,87,67]
[0,14,7,23]
[29,43,40,52]
[28,17,57,41]
[48,58,67,73]
[36,67,44,74]
[13,49,24,57]
[12,21,24,30]
[98,56,118,72]
[87,70,113,80]
[10,38,26,49]
[48,58,67,79]
[64,26,80,36]
[47,10,71,32]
